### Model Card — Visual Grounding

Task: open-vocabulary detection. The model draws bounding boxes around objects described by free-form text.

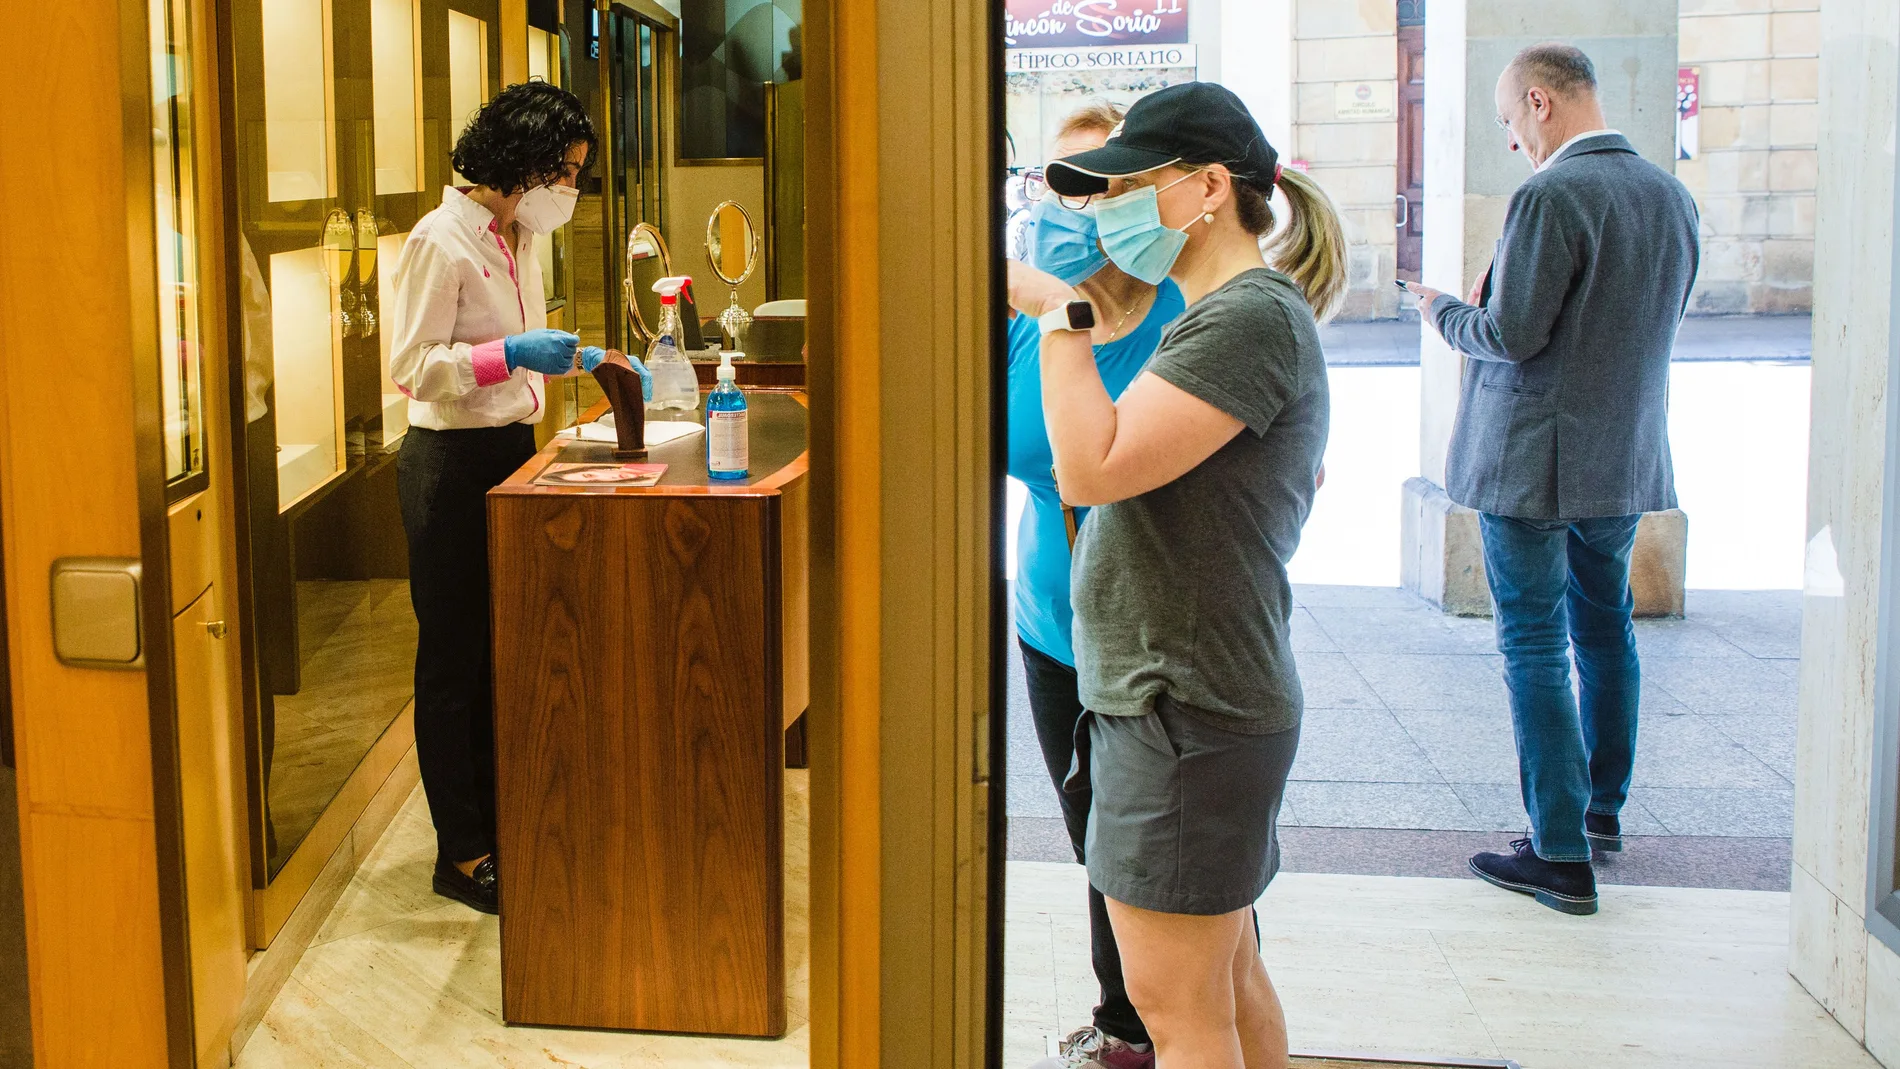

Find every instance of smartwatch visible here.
[1038,300,1096,337]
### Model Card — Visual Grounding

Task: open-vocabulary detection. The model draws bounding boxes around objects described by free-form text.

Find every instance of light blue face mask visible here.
[1025,197,1107,285]
[1090,170,1204,285]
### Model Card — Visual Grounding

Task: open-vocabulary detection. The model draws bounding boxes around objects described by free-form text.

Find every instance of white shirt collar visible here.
[441,185,499,232]
[1536,129,1620,172]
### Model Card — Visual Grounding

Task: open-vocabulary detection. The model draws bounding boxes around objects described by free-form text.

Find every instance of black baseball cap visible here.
[1046,82,1280,197]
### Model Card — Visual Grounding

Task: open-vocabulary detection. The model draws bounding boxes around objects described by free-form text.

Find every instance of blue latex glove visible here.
[503,329,580,375]
[580,346,654,402]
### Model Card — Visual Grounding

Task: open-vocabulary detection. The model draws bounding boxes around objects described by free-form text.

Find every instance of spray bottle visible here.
[705,350,748,480]
[646,276,700,412]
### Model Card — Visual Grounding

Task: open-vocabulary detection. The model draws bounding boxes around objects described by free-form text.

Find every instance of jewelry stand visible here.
[589,352,647,459]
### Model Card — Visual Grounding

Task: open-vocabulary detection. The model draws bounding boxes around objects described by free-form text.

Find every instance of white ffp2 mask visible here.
[515,183,579,234]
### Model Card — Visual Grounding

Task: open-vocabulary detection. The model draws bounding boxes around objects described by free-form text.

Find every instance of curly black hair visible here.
[450,81,598,194]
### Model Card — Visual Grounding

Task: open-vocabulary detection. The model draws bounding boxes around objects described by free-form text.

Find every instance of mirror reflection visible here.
[623,221,673,347]
[706,200,759,344]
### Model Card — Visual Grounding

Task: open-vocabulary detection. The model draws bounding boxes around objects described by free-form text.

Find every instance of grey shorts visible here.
[1068,695,1301,916]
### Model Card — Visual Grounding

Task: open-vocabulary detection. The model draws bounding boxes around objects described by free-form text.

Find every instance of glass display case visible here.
[151,0,209,499]
[230,0,462,913]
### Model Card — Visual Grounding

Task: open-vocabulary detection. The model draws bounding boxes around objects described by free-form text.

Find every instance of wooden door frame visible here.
[804,0,1003,1063]
[0,0,205,1064]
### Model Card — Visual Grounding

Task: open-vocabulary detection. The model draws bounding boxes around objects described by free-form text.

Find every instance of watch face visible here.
[1068,300,1096,330]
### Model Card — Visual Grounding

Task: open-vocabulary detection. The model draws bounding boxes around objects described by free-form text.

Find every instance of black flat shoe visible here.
[1469,838,1598,916]
[1586,811,1623,853]
[433,855,499,915]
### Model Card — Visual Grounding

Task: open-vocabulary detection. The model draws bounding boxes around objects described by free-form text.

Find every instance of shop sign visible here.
[1334,81,1395,120]
[1006,43,1197,73]
[1004,0,1190,50]
[1677,66,1700,161]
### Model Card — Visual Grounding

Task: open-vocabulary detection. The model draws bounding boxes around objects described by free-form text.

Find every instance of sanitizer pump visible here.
[706,351,748,480]
[646,276,700,412]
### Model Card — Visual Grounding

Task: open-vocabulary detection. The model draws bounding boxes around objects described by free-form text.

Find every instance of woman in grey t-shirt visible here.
[1007,82,1346,1068]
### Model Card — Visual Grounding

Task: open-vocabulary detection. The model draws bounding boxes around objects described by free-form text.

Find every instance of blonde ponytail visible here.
[1264,168,1349,323]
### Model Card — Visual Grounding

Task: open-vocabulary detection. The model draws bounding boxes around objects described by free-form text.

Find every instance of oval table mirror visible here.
[623,221,673,348]
[705,200,760,344]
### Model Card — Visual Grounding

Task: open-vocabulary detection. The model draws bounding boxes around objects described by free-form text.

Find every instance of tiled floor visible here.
[239,747,1869,1069]
[1007,586,1803,889]
[1004,862,1879,1069]
[236,773,811,1068]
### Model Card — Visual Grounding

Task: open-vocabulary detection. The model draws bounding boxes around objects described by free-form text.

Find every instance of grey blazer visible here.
[1431,132,1700,520]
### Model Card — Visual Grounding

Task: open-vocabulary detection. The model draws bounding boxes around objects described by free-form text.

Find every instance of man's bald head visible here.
[1495,43,1608,169]
[1506,43,1598,99]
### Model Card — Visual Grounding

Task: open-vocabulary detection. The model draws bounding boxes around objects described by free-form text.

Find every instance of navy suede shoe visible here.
[1586,811,1623,853]
[1469,838,1598,915]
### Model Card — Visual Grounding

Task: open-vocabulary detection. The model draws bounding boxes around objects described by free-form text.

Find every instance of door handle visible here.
[205,620,228,639]
[1394,194,1410,229]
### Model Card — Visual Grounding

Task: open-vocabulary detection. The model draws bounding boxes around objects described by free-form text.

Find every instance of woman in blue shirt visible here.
[1012,102,1183,1069]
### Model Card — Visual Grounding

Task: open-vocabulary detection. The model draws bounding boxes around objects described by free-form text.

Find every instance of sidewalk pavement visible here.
[1005,585,1801,891]
[1320,313,1813,366]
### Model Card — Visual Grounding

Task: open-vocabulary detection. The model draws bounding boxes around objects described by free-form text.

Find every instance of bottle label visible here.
[708,410,748,473]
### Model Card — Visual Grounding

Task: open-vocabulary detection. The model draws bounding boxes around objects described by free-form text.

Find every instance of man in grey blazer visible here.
[1403,43,1700,916]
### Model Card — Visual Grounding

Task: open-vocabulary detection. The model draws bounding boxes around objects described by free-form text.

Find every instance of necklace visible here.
[1092,288,1149,349]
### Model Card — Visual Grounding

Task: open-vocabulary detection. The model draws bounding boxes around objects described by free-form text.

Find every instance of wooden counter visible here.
[486,390,807,1037]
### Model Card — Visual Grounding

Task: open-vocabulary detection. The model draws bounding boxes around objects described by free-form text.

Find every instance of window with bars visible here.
[1399,0,1425,28]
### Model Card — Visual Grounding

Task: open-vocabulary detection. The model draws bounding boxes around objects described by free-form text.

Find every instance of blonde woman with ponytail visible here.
[1006,83,1345,1069]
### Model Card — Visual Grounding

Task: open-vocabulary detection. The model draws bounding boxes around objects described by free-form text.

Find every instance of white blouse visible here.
[388,187,550,430]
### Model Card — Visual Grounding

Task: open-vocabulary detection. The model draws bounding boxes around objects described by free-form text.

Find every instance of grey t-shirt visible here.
[1072,268,1329,734]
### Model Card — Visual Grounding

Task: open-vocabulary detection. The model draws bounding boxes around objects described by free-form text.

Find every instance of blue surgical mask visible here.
[1091,171,1203,285]
[1025,197,1107,285]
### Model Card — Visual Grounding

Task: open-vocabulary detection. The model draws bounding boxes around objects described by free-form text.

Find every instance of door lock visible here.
[205,620,228,639]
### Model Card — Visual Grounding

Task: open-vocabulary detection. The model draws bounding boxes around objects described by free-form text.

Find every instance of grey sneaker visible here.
[1027,1027,1156,1069]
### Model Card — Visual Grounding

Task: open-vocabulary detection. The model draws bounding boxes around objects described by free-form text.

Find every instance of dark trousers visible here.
[1478,512,1643,863]
[1020,640,1149,1047]
[398,423,536,863]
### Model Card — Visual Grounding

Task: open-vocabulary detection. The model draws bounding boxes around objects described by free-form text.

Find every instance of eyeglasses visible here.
[1495,89,1530,132]
[1021,168,1099,210]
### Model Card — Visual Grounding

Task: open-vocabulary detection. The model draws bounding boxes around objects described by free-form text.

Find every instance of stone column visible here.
[1402,0,1688,616]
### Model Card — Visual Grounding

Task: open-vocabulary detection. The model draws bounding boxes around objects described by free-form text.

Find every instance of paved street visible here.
[1005,585,1801,891]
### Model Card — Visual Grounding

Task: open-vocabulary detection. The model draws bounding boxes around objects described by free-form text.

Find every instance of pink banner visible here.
[1004,0,1190,49]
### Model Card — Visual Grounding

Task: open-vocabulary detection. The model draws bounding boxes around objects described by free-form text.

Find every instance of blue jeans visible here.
[1479,513,1643,863]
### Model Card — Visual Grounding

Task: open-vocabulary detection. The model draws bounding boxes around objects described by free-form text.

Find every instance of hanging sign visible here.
[1006,43,1197,73]
[1677,67,1700,161]
[1004,0,1190,50]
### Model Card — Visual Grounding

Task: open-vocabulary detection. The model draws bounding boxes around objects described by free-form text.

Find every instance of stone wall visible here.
[1789,0,1900,1062]
[1678,0,1820,314]
[1293,1,1403,321]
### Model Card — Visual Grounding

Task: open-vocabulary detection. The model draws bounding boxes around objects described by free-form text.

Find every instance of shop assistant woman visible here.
[389,81,645,914]
[1007,82,1346,1067]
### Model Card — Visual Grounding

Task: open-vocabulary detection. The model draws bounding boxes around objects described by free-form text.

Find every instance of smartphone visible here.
[1392,279,1410,290]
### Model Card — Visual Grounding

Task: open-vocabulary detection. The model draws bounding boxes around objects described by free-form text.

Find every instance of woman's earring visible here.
[1203,212,1215,223]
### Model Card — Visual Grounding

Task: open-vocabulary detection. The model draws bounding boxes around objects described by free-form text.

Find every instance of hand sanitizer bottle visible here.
[706,351,748,480]
[646,276,700,413]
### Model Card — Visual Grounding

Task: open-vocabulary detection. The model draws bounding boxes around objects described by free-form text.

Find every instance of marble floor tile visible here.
[1391,707,1520,784]
[1632,786,1796,838]
[1631,714,1790,789]
[1291,607,1340,652]
[1632,618,1754,659]
[1290,708,1444,783]
[1286,781,1485,832]
[1305,607,1500,656]
[1347,653,1509,713]
[1449,783,1670,837]
[1292,584,1435,610]
[1007,774,1063,820]
[1682,589,1805,659]
[1644,656,1799,717]
[241,775,812,1069]
[1707,713,1799,781]
[1292,651,1387,709]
